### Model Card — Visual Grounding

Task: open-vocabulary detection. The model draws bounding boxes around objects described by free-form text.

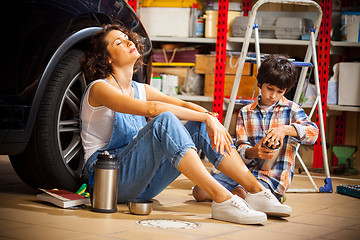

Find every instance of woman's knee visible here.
[184,121,206,136]
[154,112,180,125]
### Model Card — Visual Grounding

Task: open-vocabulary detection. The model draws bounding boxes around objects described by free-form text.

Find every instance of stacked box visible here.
[195,54,258,98]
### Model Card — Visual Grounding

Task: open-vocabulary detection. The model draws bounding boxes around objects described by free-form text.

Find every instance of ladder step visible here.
[292,61,313,67]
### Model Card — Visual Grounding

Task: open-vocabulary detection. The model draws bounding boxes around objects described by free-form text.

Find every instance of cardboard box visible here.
[338,62,360,106]
[204,74,259,98]
[152,67,190,88]
[195,54,253,75]
[140,7,190,37]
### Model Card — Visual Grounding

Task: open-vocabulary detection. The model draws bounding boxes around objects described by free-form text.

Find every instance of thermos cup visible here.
[91,151,119,213]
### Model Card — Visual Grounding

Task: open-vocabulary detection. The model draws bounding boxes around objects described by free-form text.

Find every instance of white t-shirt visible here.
[80,80,146,161]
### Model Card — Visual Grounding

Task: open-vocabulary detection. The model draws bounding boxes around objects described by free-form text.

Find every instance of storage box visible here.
[161,75,178,96]
[232,16,313,40]
[338,62,360,106]
[140,0,197,8]
[232,16,277,39]
[152,66,191,88]
[204,74,258,98]
[275,17,313,40]
[140,7,190,37]
[195,54,253,75]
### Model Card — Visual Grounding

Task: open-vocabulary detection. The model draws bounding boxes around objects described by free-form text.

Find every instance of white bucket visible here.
[341,12,360,42]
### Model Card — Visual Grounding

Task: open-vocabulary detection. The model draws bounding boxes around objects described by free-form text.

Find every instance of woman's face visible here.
[105,30,140,68]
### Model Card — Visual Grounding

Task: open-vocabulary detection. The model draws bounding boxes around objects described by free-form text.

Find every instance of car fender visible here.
[16,27,102,154]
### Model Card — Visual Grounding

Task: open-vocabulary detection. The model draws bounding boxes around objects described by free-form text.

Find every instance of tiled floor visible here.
[0,155,359,240]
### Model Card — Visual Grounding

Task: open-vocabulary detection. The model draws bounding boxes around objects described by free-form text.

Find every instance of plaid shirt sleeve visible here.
[290,104,319,145]
[236,107,255,165]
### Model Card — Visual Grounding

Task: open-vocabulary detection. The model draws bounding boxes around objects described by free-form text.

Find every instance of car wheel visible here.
[10,49,87,191]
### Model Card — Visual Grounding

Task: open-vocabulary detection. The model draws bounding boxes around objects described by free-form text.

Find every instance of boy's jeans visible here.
[213,171,283,201]
[85,112,229,203]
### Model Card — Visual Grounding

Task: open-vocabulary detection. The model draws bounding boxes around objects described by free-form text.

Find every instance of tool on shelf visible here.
[332,145,358,174]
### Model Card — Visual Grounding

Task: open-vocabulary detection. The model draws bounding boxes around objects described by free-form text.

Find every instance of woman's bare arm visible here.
[89,81,232,155]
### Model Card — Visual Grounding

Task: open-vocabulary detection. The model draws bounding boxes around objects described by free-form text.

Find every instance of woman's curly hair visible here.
[82,24,145,81]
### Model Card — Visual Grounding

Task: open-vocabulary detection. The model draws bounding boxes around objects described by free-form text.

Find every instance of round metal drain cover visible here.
[136,219,200,229]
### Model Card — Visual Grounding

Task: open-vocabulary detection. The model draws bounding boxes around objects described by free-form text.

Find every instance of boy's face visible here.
[259,83,286,106]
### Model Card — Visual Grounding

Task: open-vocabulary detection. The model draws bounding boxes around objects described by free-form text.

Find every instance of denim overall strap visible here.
[105,81,147,151]
[84,81,147,185]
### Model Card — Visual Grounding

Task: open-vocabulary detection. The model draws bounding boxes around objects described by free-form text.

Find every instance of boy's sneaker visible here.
[245,189,292,217]
[212,195,267,225]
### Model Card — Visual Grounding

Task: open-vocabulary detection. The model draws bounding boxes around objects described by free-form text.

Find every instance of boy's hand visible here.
[245,137,275,160]
[263,125,299,148]
[263,127,287,148]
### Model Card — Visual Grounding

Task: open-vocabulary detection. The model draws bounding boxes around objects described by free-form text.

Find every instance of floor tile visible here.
[319,228,360,240]
[1,155,360,240]
[0,225,96,240]
[290,213,359,229]
[259,221,336,239]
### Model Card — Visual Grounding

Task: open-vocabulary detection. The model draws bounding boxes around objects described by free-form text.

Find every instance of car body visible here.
[1,0,151,191]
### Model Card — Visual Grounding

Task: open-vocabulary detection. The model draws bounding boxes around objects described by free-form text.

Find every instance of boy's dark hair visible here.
[257,54,298,92]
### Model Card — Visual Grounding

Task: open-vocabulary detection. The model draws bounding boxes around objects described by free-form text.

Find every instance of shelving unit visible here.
[130,0,360,170]
[151,36,217,44]
[152,36,360,48]
[213,0,359,170]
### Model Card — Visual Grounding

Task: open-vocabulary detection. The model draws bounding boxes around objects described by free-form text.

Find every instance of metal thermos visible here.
[91,151,119,213]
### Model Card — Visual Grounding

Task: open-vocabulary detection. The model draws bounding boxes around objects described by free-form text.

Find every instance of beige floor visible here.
[0,155,359,240]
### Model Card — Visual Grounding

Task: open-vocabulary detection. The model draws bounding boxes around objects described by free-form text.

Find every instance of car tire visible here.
[10,49,87,191]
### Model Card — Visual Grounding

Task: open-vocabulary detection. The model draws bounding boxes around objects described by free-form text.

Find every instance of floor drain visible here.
[136,219,200,229]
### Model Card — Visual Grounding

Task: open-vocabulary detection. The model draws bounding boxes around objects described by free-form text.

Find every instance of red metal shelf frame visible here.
[212,0,230,122]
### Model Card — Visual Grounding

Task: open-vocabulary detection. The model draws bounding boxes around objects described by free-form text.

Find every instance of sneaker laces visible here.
[264,190,280,204]
[230,197,252,212]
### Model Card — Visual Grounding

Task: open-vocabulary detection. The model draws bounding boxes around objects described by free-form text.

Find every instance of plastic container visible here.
[341,12,360,42]
[140,0,198,8]
[196,18,205,37]
[275,17,313,40]
[190,3,204,37]
[232,16,277,38]
[232,16,313,40]
[203,10,241,38]
[203,10,217,38]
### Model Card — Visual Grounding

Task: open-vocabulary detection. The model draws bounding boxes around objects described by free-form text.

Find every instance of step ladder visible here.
[223,0,332,193]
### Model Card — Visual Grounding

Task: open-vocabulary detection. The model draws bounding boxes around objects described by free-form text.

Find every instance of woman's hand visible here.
[204,114,233,157]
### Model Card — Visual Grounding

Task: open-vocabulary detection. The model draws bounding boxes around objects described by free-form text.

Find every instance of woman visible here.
[81,24,290,225]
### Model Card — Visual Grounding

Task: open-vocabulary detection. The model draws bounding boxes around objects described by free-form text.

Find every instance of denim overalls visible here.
[84,81,229,203]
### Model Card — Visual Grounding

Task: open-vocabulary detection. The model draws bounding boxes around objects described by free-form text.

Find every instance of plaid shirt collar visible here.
[250,95,290,111]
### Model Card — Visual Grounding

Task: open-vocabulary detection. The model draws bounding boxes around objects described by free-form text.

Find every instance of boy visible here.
[193,54,319,207]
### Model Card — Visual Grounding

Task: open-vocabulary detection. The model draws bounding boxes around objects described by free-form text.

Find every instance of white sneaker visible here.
[212,195,267,225]
[245,189,292,217]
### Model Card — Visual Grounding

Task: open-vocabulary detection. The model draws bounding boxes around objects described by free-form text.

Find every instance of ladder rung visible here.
[292,61,313,67]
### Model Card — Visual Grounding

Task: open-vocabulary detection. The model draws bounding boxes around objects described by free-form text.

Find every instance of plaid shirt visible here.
[236,96,319,196]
